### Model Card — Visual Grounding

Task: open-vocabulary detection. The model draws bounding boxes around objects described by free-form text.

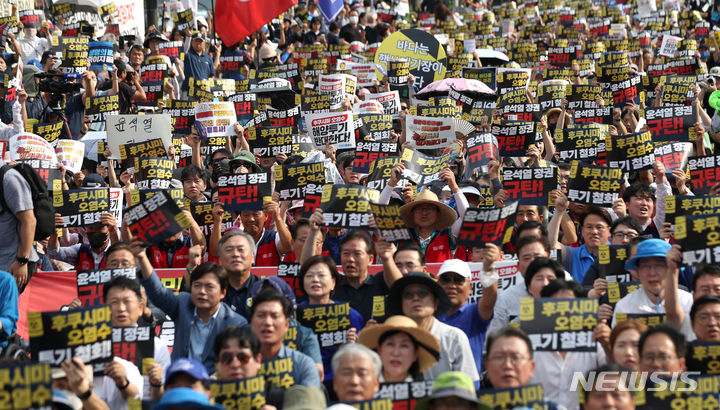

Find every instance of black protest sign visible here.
[129,188,185,210]
[173,9,194,31]
[369,203,412,242]
[134,157,174,190]
[462,67,497,91]
[478,384,545,410]
[519,297,598,352]
[638,375,720,410]
[387,60,410,99]
[119,139,167,171]
[139,55,170,105]
[18,159,62,191]
[297,303,352,348]
[210,376,267,410]
[375,381,434,409]
[537,83,567,112]
[165,100,197,134]
[0,362,53,410]
[554,124,608,164]
[496,69,530,95]
[190,201,232,237]
[53,3,73,19]
[654,142,692,174]
[567,161,623,207]
[320,184,379,228]
[574,106,613,125]
[30,120,64,147]
[608,74,643,107]
[274,162,325,201]
[665,195,720,225]
[606,130,655,172]
[277,262,302,297]
[77,268,137,307]
[53,188,109,228]
[57,37,89,75]
[491,120,536,157]
[367,156,403,191]
[688,155,720,195]
[400,148,455,186]
[291,134,315,158]
[112,326,154,372]
[29,305,113,373]
[496,88,541,122]
[259,357,297,389]
[123,190,192,245]
[353,140,399,174]
[565,85,608,110]
[356,114,393,141]
[217,173,272,211]
[598,245,631,282]
[298,93,331,114]
[343,398,394,409]
[457,201,518,248]
[85,95,120,127]
[607,281,642,305]
[660,75,695,106]
[675,213,720,266]
[247,126,294,158]
[159,41,184,62]
[501,167,559,206]
[228,93,257,126]
[99,3,119,23]
[686,342,720,375]
[645,106,697,142]
[465,132,499,179]
[615,313,667,328]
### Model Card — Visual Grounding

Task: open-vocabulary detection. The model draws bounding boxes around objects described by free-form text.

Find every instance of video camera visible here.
[36,72,81,95]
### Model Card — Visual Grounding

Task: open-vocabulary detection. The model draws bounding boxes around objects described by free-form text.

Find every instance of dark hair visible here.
[524,257,564,291]
[340,230,375,255]
[517,221,548,239]
[251,289,294,319]
[103,275,142,302]
[540,279,584,297]
[623,183,655,203]
[610,216,643,235]
[378,330,421,379]
[394,243,426,266]
[609,319,648,357]
[180,165,206,183]
[338,152,356,169]
[213,326,260,358]
[579,206,612,228]
[190,262,229,291]
[557,161,572,171]
[106,242,134,263]
[691,265,720,293]
[621,106,639,121]
[329,21,339,32]
[299,255,340,296]
[486,327,534,359]
[291,218,310,240]
[638,324,687,359]
[210,148,233,162]
[690,295,720,323]
[516,235,551,256]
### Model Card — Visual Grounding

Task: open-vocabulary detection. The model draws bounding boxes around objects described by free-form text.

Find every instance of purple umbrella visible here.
[416,78,496,98]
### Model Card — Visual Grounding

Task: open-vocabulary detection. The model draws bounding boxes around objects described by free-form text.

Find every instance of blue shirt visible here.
[0,271,17,349]
[437,301,491,376]
[182,49,215,91]
[564,244,597,283]
[189,307,220,361]
[260,344,321,388]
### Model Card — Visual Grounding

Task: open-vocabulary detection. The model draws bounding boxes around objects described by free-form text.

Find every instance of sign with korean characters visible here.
[320,184,379,228]
[228,93,257,127]
[467,260,521,303]
[106,114,172,160]
[665,195,720,224]
[129,188,185,210]
[598,245,631,283]
[173,9,194,31]
[88,41,114,71]
[374,381,433,409]
[607,281,642,305]
[356,114,394,142]
[457,201,519,249]
[660,75,696,106]
[375,29,447,91]
[465,132,499,179]
[637,375,720,410]
[210,376,267,410]
[606,130,655,171]
[297,303,352,348]
[123,190,193,245]
[519,297,598,352]
[344,398,394,409]
[318,74,346,109]
[501,167,559,206]
[217,173,272,211]
[18,9,43,28]
[353,140,399,174]
[118,139,167,171]
[258,357,297,389]
[537,82,567,112]
[58,37,89,76]
[477,384,545,410]
[573,106,613,125]
[675,213,720,265]
[405,115,455,149]
[614,313,667,328]
[0,362,52,410]
[247,126,294,158]
[29,120,64,147]
[565,85,606,111]
[365,91,401,118]
[654,141,693,174]
[277,262,302,297]
[28,305,113,373]
[496,68,531,95]
[165,99,197,135]
[76,267,137,307]
[645,105,697,142]
[85,95,120,127]
[554,124,608,164]
[190,201,232,237]
[659,34,682,58]
[134,157,174,190]
[305,111,356,150]
[686,341,720,374]
[195,101,236,138]
[367,156,404,191]
[17,159,62,191]
[387,60,410,99]
[139,55,169,104]
[688,155,720,195]
[54,188,109,228]
[491,120,537,157]
[567,161,623,207]
[112,326,154,372]
[274,162,325,201]
[400,148,455,186]
[54,140,84,175]
[369,203,412,242]
[159,41,184,63]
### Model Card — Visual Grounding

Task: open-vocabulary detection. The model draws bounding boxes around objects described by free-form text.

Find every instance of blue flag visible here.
[318,0,343,21]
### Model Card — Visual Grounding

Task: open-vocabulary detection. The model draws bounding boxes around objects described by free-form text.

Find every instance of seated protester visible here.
[298,255,364,383]
[57,357,110,410]
[358,315,440,382]
[331,343,381,403]
[530,279,606,410]
[152,388,222,410]
[691,265,720,300]
[613,240,694,340]
[152,358,222,408]
[690,296,720,342]
[213,326,285,408]
[239,199,292,266]
[94,353,144,410]
[387,272,480,385]
[137,256,248,373]
[47,212,119,270]
[283,218,326,262]
[181,165,209,202]
[435,258,498,375]
[620,171,672,238]
[639,324,687,375]
[146,223,206,269]
[548,197,612,283]
[249,289,321,388]
[415,371,492,410]
[581,363,637,410]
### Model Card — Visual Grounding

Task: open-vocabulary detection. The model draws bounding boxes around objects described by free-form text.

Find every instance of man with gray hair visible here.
[331,344,381,403]
[218,230,259,320]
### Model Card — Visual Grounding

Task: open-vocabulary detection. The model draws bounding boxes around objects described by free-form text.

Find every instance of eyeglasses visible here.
[414,205,438,213]
[696,313,720,324]
[402,289,432,300]
[637,263,667,274]
[583,224,609,232]
[611,232,638,240]
[641,354,677,364]
[488,354,529,365]
[439,274,466,285]
[220,352,252,365]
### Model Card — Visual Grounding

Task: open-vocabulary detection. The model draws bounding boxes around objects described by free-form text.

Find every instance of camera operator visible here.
[36,69,96,140]
[103,59,145,114]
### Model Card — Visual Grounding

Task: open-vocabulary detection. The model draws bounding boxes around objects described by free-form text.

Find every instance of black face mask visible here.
[87,232,108,249]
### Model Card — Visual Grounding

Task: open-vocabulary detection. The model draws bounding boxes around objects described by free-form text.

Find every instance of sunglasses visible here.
[402,289,432,300]
[220,352,252,365]
[439,274,466,284]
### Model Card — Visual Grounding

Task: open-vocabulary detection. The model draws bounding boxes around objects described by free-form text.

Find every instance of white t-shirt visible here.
[93,357,143,410]
[613,287,696,341]
[531,347,606,410]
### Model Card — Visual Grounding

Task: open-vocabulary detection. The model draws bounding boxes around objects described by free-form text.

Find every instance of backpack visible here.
[0,163,56,241]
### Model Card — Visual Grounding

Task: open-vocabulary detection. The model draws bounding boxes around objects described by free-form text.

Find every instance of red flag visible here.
[215,0,298,47]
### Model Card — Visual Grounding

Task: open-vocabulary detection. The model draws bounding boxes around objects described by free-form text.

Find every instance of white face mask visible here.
[349,16,359,25]
[24,28,37,39]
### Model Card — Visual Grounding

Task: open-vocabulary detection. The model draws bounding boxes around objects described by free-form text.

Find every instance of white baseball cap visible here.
[437,259,471,279]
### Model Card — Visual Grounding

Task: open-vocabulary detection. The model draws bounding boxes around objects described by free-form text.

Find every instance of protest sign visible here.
[320,184,379,228]
[537,82,567,112]
[99,2,119,23]
[343,398,394,409]
[57,37,89,76]
[317,74,346,109]
[654,141,692,174]
[277,262,302,297]
[194,101,236,138]
[355,113,393,141]
[597,244,631,283]
[520,297,598,351]
[112,326,154,372]
[665,195,720,225]
[134,157,174,190]
[660,75,695,106]
[675,213,720,265]
[76,268,136,307]
[400,148,455,186]
[19,9,42,28]
[496,68,531,94]
[467,260,521,303]
[29,120,64,147]
[387,60,410,99]
[375,28,447,90]
[501,167,559,206]
[299,93,331,114]
[367,156,404,191]
[573,106,613,125]
[85,95,120,127]
[369,203,413,242]
[465,132,499,179]
[55,139,85,174]
[139,55,170,104]
[106,114,172,160]
[462,67,497,91]
[606,129,655,171]
[274,162,325,201]
[365,91,401,118]
[491,121,537,157]
[217,173,272,211]
[688,155,720,195]
[259,357,299,389]
[638,375,720,410]
[247,126,294,158]
[0,362,52,409]
[375,381,433,409]
[88,41,114,71]
[686,342,720,374]
[173,9,194,31]
[554,124,608,164]
[615,313,667,328]
[53,188,109,228]
[165,100,197,135]
[228,93,257,126]
[304,111,356,149]
[607,281,642,305]
[190,201,232,237]
[29,305,113,373]
[645,105,697,142]
[457,201,518,249]
[405,115,455,149]
[478,384,545,410]
[297,303,352,348]
[210,376,267,410]
[129,189,185,211]
[17,159,62,191]
[123,190,192,245]
[659,34,682,57]
[568,161,623,207]
[159,41,184,62]
[353,140,399,174]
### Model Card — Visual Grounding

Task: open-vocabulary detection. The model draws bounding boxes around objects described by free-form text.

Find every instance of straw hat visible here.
[399,189,457,230]
[358,315,441,373]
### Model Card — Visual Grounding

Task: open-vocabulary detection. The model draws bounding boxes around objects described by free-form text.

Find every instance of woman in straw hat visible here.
[358,315,440,382]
